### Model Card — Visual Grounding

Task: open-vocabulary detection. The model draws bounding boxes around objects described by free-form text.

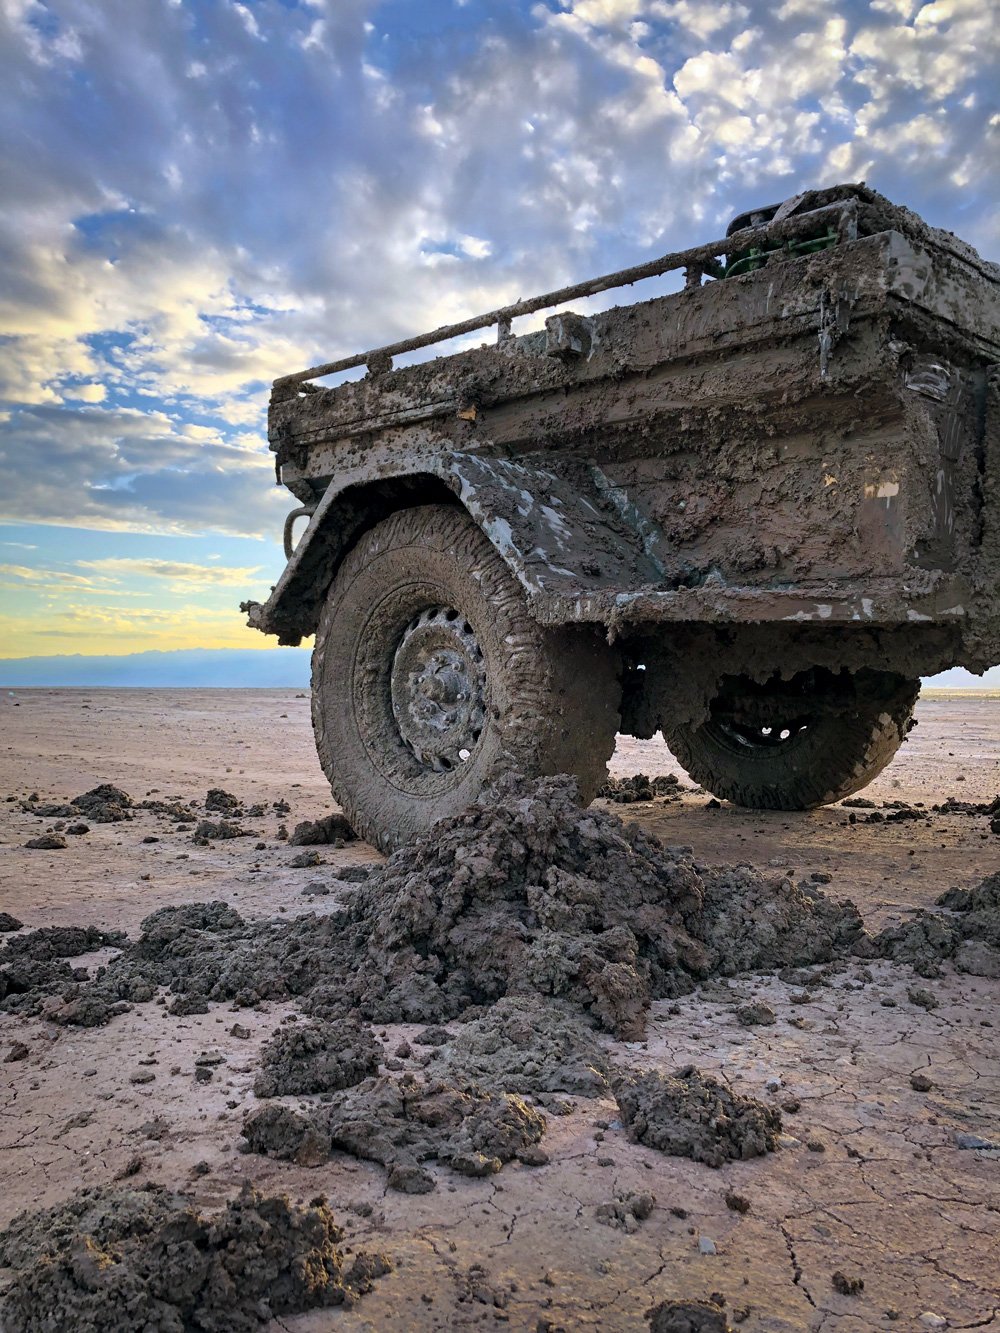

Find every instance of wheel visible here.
[660,668,919,809]
[311,503,621,850]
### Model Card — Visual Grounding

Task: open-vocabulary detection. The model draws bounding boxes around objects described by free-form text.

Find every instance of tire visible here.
[311,503,621,850]
[661,668,919,809]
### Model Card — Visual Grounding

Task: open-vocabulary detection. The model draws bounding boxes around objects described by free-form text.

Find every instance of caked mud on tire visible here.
[661,668,920,810]
[312,504,621,851]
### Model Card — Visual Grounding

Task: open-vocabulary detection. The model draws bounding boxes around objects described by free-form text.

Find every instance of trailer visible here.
[243,184,1000,849]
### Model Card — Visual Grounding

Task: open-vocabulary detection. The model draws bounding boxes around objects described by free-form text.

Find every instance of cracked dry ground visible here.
[1,688,999,1332]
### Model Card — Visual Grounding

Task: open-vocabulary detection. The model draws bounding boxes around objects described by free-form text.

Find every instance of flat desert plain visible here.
[1,688,998,1331]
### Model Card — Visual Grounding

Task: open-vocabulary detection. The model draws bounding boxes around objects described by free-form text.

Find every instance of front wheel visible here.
[312,504,621,851]
[661,668,919,809]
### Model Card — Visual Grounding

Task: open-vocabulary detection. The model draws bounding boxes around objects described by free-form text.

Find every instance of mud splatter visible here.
[0,1183,390,1332]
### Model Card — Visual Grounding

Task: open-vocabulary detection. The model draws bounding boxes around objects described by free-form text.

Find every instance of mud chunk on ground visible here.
[335,774,864,1038]
[243,1074,545,1187]
[872,871,1000,974]
[9,775,874,1041]
[70,783,133,822]
[695,865,863,976]
[336,864,375,882]
[253,1018,381,1097]
[647,1299,732,1332]
[414,1024,452,1046]
[0,957,88,1018]
[205,787,241,813]
[21,800,76,818]
[614,1066,781,1167]
[735,1000,776,1027]
[0,1182,389,1332]
[194,818,247,840]
[832,1270,864,1295]
[290,849,322,868]
[2,925,125,962]
[289,812,357,845]
[432,995,610,1097]
[595,1191,655,1232]
[598,773,682,803]
[0,912,23,932]
[25,834,66,850]
[0,919,133,1017]
[953,939,1000,978]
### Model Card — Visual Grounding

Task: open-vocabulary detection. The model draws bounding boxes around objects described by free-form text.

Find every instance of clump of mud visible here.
[596,1190,655,1232]
[2,775,867,1038]
[70,784,134,823]
[194,818,248,840]
[614,1066,781,1167]
[0,1182,390,1332]
[253,1018,381,1097]
[598,773,683,803]
[873,871,1000,977]
[2,925,124,962]
[427,995,610,1097]
[243,1073,546,1188]
[21,784,133,823]
[289,812,357,845]
[647,1299,732,1333]
[331,774,863,1037]
[0,925,129,1019]
[205,787,241,813]
[0,912,23,932]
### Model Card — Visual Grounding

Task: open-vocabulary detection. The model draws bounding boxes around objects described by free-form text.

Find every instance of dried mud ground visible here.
[1,687,999,1333]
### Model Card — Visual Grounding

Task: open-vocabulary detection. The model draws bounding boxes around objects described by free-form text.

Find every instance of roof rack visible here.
[273,196,860,394]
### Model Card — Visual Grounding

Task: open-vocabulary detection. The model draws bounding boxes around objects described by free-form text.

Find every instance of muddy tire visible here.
[661,668,919,809]
[312,504,621,851]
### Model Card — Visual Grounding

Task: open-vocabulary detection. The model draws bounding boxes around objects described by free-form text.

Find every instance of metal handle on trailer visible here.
[272,196,860,397]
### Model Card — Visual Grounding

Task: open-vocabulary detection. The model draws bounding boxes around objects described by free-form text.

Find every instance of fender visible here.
[242,452,665,645]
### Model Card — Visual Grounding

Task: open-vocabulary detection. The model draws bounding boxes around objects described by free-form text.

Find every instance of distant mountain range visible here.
[0,648,311,688]
[0,649,997,690]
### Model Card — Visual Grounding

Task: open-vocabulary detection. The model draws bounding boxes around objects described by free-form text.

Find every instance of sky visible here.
[1,0,998,664]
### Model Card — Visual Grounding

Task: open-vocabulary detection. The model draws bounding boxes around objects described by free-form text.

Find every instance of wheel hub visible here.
[390,607,486,771]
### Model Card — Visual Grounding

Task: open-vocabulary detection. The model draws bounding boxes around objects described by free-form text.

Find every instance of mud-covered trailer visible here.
[244,184,1000,850]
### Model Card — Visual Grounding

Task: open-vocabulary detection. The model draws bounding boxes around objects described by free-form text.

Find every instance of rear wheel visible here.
[312,504,621,850]
[661,668,919,809]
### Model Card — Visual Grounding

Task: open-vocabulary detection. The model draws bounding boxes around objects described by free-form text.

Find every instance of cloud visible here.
[0,0,997,572]
[0,400,287,537]
[78,557,263,586]
[0,562,102,588]
[69,382,107,403]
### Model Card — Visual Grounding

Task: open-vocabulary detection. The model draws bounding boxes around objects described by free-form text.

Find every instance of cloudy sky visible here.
[1,0,997,662]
